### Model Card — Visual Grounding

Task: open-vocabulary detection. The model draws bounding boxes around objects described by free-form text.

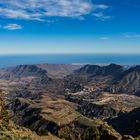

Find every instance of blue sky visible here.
[0,0,140,54]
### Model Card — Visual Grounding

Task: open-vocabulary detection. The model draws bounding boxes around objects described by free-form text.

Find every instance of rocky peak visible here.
[0,65,51,85]
[109,65,140,94]
[75,64,123,77]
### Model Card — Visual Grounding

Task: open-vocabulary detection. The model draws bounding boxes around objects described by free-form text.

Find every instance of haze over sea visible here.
[0,54,140,68]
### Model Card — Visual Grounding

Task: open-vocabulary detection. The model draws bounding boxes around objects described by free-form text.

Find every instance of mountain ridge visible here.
[0,63,140,139]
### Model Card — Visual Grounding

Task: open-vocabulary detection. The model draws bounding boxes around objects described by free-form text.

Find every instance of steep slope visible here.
[0,65,47,79]
[75,64,123,77]
[0,65,50,84]
[64,64,124,93]
[109,65,140,94]
[108,107,140,137]
[0,96,61,140]
[9,96,122,140]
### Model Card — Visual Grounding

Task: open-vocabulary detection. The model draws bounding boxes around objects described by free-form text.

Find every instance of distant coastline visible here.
[0,53,140,68]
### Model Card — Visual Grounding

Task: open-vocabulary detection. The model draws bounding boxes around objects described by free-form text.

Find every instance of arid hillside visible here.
[0,64,140,140]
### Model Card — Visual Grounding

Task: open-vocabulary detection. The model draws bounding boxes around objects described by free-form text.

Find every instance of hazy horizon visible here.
[0,53,140,68]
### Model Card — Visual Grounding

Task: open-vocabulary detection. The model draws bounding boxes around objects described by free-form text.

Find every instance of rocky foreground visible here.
[0,64,140,140]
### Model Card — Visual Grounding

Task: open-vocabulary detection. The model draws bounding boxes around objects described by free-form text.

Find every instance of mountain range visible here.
[0,64,140,140]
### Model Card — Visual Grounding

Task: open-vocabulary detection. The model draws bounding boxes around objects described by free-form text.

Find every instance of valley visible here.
[0,64,140,140]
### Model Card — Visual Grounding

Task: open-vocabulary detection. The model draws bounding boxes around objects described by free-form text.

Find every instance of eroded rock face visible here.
[77,103,121,120]
[10,98,60,135]
[0,96,62,140]
[109,66,140,94]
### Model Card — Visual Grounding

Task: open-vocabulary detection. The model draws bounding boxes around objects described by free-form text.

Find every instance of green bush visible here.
[82,127,101,140]
[37,129,48,136]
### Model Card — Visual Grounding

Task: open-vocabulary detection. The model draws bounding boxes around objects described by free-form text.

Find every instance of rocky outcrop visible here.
[58,121,122,140]
[77,103,122,120]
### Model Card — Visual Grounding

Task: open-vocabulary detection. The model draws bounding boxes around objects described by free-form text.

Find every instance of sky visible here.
[0,0,140,54]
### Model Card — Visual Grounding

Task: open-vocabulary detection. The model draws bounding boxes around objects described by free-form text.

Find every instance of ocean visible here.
[0,54,140,68]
